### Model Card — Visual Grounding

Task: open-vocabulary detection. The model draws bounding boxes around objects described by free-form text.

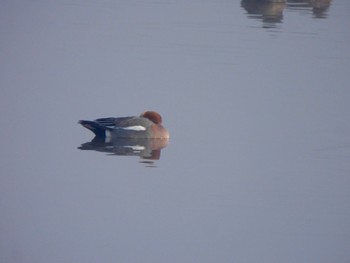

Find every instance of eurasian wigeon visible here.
[79,111,169,139]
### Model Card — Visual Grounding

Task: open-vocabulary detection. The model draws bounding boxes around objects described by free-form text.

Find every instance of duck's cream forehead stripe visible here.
[122,125,146,131]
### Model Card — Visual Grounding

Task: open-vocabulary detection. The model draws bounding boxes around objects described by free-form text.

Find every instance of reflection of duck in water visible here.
[241,0,286,26]
[78,111,169,161]
[288,0,332,18]
[78,136,169,160]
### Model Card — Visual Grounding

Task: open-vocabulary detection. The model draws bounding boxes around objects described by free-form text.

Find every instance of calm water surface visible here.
[1,0,350,262]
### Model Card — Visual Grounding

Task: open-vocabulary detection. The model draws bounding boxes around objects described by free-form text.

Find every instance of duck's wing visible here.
[78,117,134,137]
[79,116,153,138]
[94,116,135,128]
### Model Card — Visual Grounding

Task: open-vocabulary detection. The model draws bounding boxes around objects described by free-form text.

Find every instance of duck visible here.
[79,111,169,139]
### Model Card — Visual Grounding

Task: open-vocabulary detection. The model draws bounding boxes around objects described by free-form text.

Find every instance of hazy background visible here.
[1,0,350,262]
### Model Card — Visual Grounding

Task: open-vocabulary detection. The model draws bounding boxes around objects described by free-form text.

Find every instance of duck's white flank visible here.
[105,130,112,143]
[121,126,146,131]
[126,145,145,151]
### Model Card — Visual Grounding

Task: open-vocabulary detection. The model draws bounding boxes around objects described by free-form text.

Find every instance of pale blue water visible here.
[1,1,350,262]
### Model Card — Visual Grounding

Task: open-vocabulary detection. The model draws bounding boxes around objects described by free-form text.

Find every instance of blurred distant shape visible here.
[241,0,332,28]
[78,137,169,166]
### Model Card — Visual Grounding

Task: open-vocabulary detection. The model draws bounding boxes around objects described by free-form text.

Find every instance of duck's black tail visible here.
[79,120,107,137]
